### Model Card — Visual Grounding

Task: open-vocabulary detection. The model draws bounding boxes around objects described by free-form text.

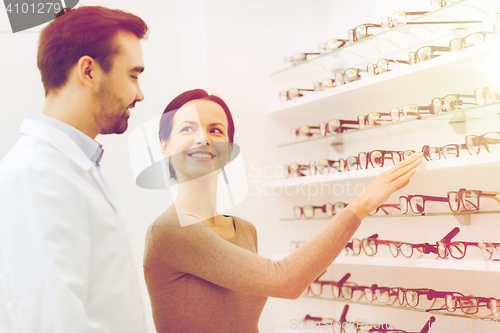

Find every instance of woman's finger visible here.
[391,157,422,179]
[386,155,423,182]
[393,168,417,190]
[385,152,423,176]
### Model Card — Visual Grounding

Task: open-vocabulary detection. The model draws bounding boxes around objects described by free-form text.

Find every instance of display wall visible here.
[264,0,500,331]
[1,0,499,332]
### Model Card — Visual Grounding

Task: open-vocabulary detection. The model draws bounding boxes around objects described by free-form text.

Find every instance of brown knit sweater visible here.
[144,209,360,333]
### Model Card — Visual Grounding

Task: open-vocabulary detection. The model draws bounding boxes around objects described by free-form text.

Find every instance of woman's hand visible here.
[346,152,423,220]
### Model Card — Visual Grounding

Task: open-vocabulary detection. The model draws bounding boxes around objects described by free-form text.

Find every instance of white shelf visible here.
[277,101,500,148]
[333,255,500,272]
[268,40,500,121]
[272,252,500,272]
[298,296,494,320]
[270,0,490,81]
[268,151,500,188]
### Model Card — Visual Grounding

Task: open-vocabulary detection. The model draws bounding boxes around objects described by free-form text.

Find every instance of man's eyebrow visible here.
[130,66,145,74]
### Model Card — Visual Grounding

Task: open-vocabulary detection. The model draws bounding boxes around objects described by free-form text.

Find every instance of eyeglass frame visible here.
[367,59,410,76]
[447,187,500,213]
[449,31,496,52]
[348,23,383,42]
[464,131,500,155]
[474,84,500,105]
[408,45,451,64]
[421,143,469,161]
[399,194,449,214]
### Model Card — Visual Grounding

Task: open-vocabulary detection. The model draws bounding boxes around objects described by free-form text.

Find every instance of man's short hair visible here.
[37,6,148,96]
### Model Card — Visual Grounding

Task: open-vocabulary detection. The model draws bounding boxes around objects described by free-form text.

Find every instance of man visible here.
[0,6,148,332]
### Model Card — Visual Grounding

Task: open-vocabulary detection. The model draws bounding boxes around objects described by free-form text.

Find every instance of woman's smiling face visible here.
[161,99,232,182]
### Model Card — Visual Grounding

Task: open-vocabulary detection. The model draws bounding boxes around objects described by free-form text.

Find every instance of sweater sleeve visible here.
[149,209,360,299]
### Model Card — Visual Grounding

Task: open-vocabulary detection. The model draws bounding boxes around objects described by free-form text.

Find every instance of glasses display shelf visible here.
[266,0,500,330]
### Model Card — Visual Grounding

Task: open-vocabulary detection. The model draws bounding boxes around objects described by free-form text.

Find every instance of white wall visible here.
[0,1,331,331]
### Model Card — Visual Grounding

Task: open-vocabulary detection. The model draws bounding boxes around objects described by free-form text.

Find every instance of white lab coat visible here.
[0,119,148,333]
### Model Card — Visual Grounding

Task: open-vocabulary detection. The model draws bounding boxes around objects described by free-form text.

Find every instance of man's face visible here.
[93,30,145,135]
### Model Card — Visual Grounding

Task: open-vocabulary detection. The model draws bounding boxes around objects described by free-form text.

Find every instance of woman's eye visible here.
[181,126,194,132]
[131,76,138,80]
[211,128,224,134]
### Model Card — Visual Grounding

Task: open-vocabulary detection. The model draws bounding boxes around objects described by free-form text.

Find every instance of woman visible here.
[143,89,423,333]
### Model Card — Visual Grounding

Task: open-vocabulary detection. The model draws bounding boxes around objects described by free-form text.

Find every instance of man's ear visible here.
[161,141,171,159]
[76,56,100,89]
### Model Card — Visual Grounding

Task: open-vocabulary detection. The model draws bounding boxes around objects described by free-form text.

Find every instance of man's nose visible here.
[136,84,145,102]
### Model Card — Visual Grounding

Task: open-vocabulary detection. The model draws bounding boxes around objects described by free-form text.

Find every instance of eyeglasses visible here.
[436,234,480,259]
[357,318,435,333]
[465,131,500,155]
[450,31,496,52]
[430,0,458,9]
[426,290,496,315]
[490,298,500,317]
[289,126,318,142]
[348,24,382,42]
[318,38,350,54]
[474,84,500,105]
[439,93,476,111]
[302,305,353,333]
[332,282,366,301]
[361,237,427,258]
[421,144,468,161]
[432,226,500,260]
[390,100,445,121]
[447,188,500,212]
[362,284,398,304]
[399,195,448,214]
[367,204,401,216]
[284,163,316,178]
[334,68,364,85]
[284,52,320,66]
[381,11,430,29]
[357,112,393,128]
[346,234,378,256]
[301,314,335,326]
[293,202,347,219]
[397,288,431,307]
[290,119,359,142]
[367,59,410,76]
[408,45,451,64]
[315,159,343,174]
[279,88,314,102]
[358,150,414,169]
[312,78,336,91]
[323,119,360,134]
[307,273,351,297]
[390,94,476,120]
[319,119,360,136]
[478,242,500,261]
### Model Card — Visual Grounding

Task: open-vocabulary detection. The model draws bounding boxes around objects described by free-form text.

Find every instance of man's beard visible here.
[93,80,129,135]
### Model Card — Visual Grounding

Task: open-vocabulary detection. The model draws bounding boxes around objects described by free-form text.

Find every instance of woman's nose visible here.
[195,131,210,145]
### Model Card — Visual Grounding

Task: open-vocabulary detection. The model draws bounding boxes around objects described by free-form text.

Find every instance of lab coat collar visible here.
[19,119,118,212]
[20,118,94,171]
